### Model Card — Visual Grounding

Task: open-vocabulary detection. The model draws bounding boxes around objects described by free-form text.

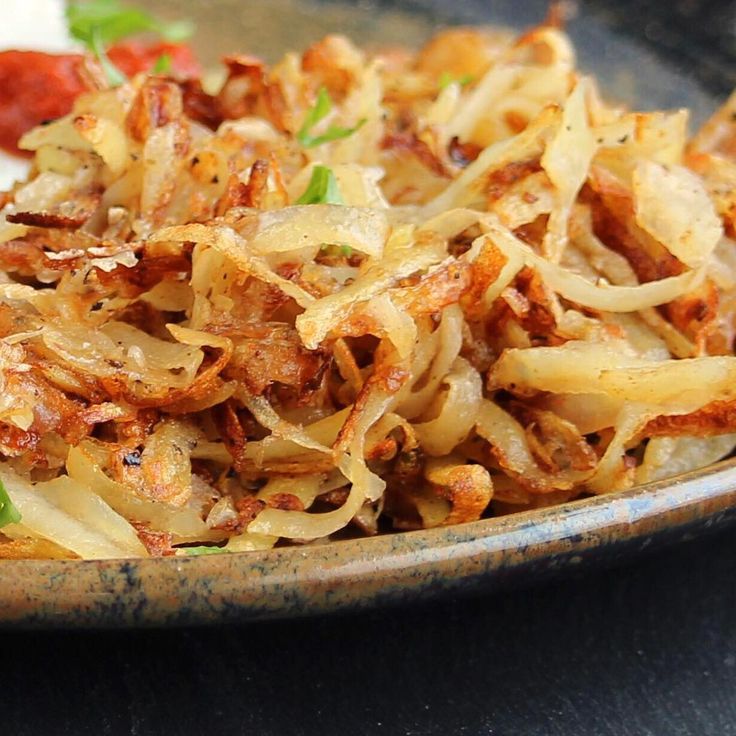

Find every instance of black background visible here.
[5,1,736,734]
[4,529,736,735]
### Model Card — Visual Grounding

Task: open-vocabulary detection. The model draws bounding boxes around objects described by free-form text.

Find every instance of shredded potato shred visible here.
[2,23,736,559]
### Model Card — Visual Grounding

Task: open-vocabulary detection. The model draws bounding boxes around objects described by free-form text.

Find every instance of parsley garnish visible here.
[0,478,21,528]
[296,86,366,148]
[152,53,172,74]
[438,72,474,90]
[67,0,193,46]
[182,545,228,556]
[66,0,194,85]
[89,27,126,87]
[319,243,353,257]
[296,165,344,205]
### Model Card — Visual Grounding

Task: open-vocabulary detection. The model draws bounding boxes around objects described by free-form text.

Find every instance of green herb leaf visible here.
[0,478,21,528]
[295,165,344,205]
[90,27,127,86]
[298,86,332,133]
[182,545,228,556]
[66,0,193,46]
[318,242,353,257]
[296,86,366,148]
[152,52,172,74]
[438,72,474,90]
[66,0,193,85]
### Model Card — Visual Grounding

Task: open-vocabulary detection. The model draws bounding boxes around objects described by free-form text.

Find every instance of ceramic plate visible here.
[4,460,736,627]
[1,0,734,628]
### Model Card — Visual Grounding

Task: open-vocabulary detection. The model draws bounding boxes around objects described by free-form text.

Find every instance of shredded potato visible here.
[2,18,736,560]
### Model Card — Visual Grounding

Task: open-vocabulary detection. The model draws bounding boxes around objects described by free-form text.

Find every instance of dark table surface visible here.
[5,1,736,734]
[3,528,736,735]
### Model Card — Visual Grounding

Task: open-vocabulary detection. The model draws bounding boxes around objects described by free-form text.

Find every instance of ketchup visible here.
[107,41,200,79]
[0,51,88,156]
[0,42,200,156]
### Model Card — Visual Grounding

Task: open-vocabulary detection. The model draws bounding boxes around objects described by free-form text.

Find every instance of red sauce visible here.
[0,43,200,157]
[107,41,200,79]
[0,51,88,156]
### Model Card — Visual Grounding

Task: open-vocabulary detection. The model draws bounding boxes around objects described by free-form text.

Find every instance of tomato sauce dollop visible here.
[107,41,200,79]
[0,42,200,156]
[0,51,88,156]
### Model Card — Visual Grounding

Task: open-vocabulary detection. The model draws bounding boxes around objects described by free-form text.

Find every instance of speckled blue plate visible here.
[2,0,735,628]
[4,459,736,627]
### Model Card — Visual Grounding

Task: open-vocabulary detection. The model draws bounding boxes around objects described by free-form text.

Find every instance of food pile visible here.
[2,9,736,559]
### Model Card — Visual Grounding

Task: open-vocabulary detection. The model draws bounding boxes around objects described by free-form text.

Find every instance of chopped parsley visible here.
[319,242,353,257]
[182,545,228,556]
[66,0,194,85]
[296,86,366,148]
[152,53,173,74]
[296,165,344,205]
[88,28,126,87]
[438,72,474,90]
[0,478,21,528]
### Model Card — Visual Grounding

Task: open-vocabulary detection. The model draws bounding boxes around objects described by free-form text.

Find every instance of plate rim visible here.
[3,457,736,627]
